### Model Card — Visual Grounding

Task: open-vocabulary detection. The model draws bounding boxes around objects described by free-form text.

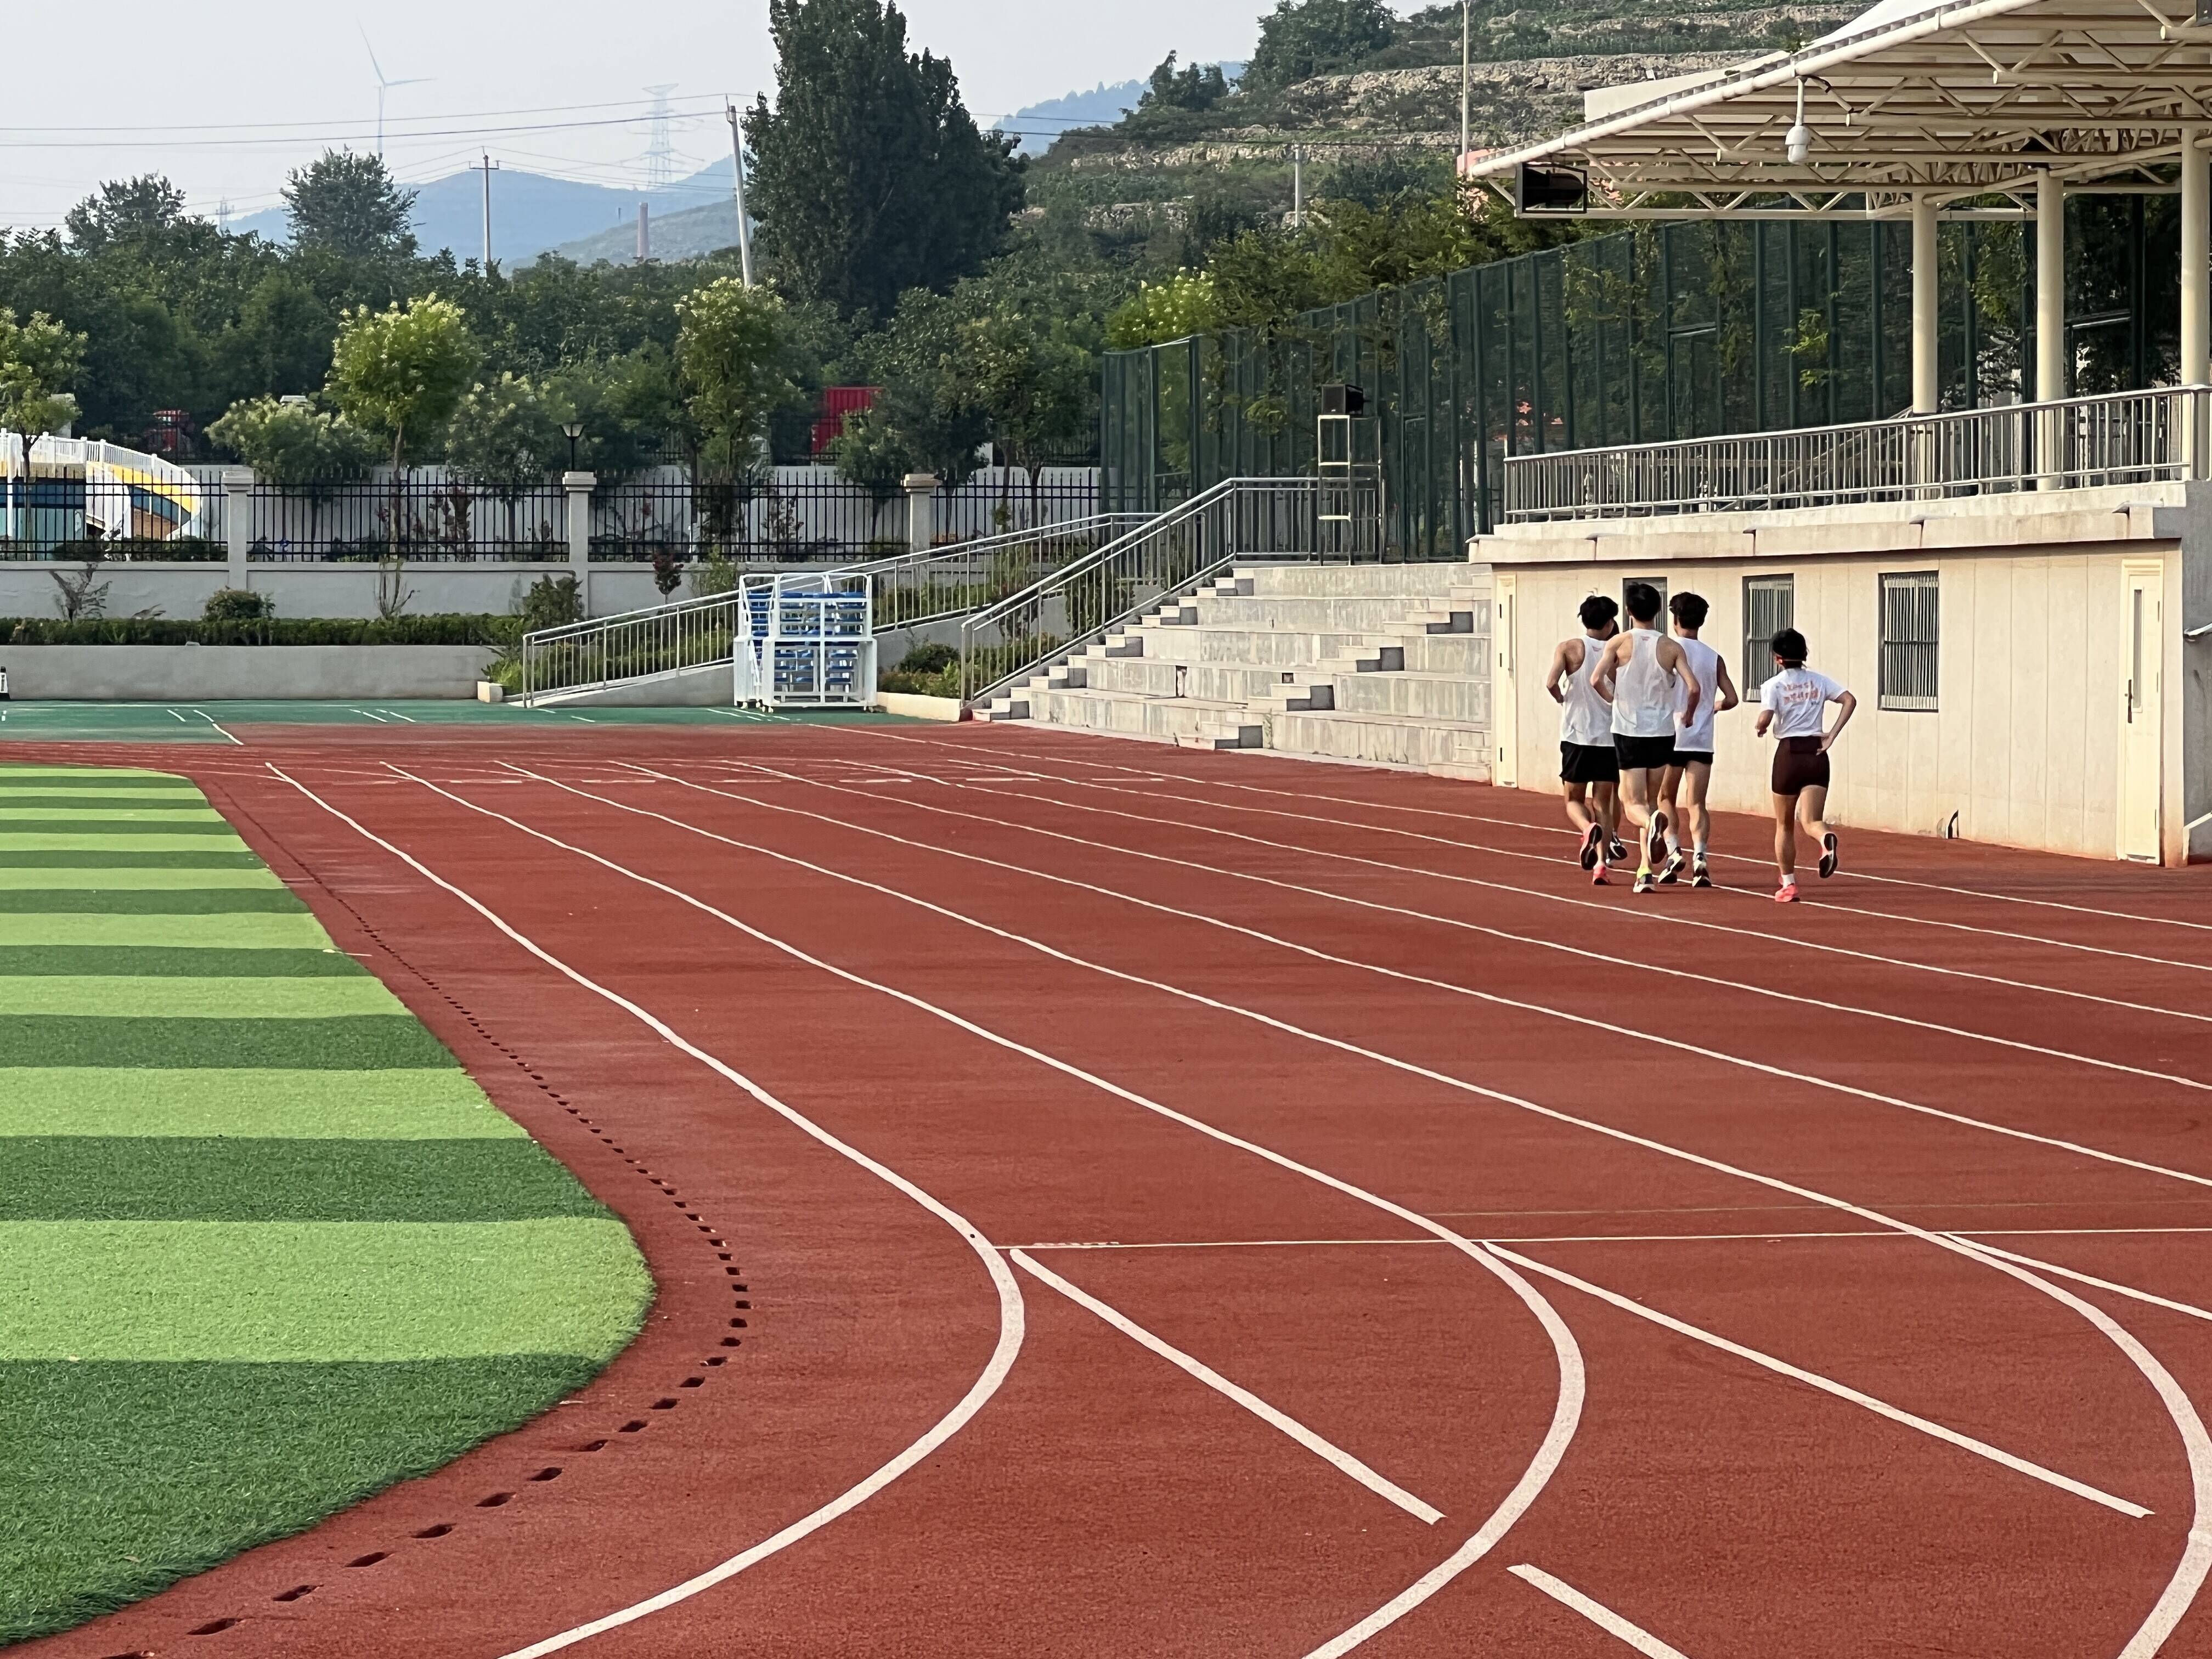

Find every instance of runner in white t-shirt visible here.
[1753,627,1858,904]
[1658,590,1739,888]
[1544,594,1622,885]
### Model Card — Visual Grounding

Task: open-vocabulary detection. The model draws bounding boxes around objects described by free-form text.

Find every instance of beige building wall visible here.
[1482,484,2208,865]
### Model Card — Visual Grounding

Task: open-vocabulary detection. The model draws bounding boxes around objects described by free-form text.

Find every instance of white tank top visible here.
[1611,628,1678,738]
[1674,636,1720,751]
[1558,635,1612,748]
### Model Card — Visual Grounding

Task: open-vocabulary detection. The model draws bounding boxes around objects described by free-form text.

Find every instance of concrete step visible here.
[1267,709,1492,771]
[1236,563,1475,599]
[1132,625,1403,670]
[1029,686,1261,748]
[1193,594,1476,634]
[1330,670,1490,724]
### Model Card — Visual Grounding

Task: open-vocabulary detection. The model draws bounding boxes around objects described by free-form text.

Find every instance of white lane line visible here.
[1942,1235,2212,1657]
[1013,1228,2212,1250]
[1959,1240,2212,1326]
[473,765,2212,1653]
[351,708,393,724]
[878,735,2212,964]
[1010,1248,1443,1526]
[166,709,188,724]
[260,763,1028,1659]
[386,764,1584,1659]
[885,727,2212,941]
[1483,1243,2148,1517]
[627,762,2212,1195]
[926,775,2212,1089]
[380,708,419,723]
[939,769,2212,1033]
[194,709,244,746]
[1509,1565,1693,1658]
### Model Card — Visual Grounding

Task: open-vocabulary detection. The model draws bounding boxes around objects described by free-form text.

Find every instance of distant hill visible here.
[539,198,745,268]
[232,156,740,266]
[1000,65,1244,157]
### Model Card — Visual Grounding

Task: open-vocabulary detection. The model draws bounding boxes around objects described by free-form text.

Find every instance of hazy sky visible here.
[2,0,1328,233]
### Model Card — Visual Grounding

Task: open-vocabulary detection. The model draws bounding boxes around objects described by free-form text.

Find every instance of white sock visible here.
[1694,839,1708,863]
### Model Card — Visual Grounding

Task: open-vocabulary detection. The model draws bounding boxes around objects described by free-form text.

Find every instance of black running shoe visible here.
[1658,850,1686,885]
[1819,832,1839,879]
[1579,822,1604,871]
[1690,863,1713,889]
[1608,836,1629,864]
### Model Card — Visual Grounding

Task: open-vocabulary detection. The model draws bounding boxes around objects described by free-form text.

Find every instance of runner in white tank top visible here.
[1544,594,1623,883]
[1658,590,1739,889]
[1593,584,1699,894]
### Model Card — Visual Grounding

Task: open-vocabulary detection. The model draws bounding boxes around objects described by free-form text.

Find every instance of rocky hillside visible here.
[1028,0,1857,230]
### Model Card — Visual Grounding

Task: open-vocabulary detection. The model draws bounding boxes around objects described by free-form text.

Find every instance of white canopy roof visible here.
[1466,0,2212,216]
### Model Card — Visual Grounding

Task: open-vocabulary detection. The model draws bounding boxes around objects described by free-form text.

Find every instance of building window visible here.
[1621,576,1668,627]
[1742,575,1795,692]
[1880,572,1940,711]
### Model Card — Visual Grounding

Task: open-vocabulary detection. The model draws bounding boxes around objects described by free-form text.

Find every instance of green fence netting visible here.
[1102,198,2181,557]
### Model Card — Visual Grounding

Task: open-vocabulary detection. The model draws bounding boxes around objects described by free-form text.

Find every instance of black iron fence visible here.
[246,479,568,562]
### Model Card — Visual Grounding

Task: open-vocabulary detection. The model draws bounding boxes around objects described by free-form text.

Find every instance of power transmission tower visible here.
[642,85,679,190]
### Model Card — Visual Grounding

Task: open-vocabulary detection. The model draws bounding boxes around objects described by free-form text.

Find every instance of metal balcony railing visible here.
[1502,386,2212,523]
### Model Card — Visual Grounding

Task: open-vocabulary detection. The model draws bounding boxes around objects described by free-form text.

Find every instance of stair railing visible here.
[958,477,1318,708]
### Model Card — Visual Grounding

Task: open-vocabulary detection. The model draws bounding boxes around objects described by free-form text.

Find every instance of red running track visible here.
[18,719,2212,1659]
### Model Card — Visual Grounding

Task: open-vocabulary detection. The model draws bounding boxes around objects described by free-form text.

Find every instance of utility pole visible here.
[1459,0,1472,170]
[726,102,755,288]
[1291,145,1304,227]
[473,153,499,273]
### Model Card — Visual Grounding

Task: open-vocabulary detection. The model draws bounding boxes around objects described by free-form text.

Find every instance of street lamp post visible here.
[1459,0,1471,170]
[562,422,583,473]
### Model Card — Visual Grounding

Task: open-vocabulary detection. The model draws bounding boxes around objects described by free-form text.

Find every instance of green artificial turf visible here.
[0,766,653,1643]
[1,1218,648,1361]
[0,976,399,1018]
[0,1137,614,1222]
[0,946,367,977]
[0,1069,526,1139]
[0,1014,454,1068]
[0,1355,609,1643]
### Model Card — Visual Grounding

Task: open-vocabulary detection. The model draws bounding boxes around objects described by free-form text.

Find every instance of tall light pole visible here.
[1459,0,1472,171]
[473,153,499,273]
[726,103,755,289]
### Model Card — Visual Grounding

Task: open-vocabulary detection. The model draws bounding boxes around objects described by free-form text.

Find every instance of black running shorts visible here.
[1670,749,1714,770]
[1771,735,1831,796]
[1612,732,1675,772]
[1560,742,1620,785]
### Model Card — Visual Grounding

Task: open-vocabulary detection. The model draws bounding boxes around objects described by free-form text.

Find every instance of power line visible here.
[0,93,730,138]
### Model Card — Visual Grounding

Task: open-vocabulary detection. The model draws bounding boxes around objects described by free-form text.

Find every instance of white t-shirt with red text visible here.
[1760,667,1847,739]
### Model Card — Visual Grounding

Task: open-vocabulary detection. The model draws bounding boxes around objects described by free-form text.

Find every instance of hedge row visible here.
[0,615,512,647]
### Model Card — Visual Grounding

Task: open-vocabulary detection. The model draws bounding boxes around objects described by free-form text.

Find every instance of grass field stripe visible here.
[0,946,365,978]
[0,851,267,870]
[0,891,307,916]
[0,828,249,845]
[0,1068,526,1139]
[0,915,330,947]
[0,1137,613,1223]
[0,1013,456,1069]
[0,868,285,891]
[0,1218,646,1361]
[0,768,179,780]
[0,977,404,1019]
[0,800,216,815]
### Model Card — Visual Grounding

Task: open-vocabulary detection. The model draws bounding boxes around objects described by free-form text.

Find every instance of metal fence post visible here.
[221,467,254,590]
[563,470,595,614]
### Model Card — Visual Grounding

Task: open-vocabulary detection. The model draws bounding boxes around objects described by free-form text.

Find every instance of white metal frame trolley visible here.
[732,571,878,709]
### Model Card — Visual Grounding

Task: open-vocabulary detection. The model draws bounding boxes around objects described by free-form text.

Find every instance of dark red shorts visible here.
[1771,735,1830,797]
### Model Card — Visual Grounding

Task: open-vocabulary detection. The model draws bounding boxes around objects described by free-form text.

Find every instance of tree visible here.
[207,396,376,485]
[1243,0,1396,93]
[675,278,796,481]
[65,176,192,254]
[445,373,563,489]
[0,308,87,545]
[745,0,1024,318]
[325,294,479,476]
[1140,54,1231,114]
[285,150,420,262]
[1105,271,1223,350]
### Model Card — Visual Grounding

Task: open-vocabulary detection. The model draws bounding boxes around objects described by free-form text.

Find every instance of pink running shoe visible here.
[1774,881,1801,904]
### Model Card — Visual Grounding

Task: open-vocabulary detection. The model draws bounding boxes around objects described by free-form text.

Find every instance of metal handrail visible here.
[1502,386,2212,522]
[959,477,1319,707]
[846,512,1149,632]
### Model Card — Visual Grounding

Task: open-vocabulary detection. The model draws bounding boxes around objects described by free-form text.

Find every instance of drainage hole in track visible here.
[618,1420,647,1433]
[271,1585,317,1603]
[476,1493,514,1509]
[414,1524,454,1539]
[720,1338,741,1348]
[578,1439,608,1453]
[188,1620,240,1636]
[345,1552,388,1568]
[529,1467,563,1482]
[650,1398,678,1410]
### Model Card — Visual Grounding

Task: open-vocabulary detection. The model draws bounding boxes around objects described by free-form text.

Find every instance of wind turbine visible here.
[360,27,432,158]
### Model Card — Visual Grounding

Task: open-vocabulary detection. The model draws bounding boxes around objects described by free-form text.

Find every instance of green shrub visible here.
[202,588,273,623]
[0,614,506,646]
[894,641,957,675]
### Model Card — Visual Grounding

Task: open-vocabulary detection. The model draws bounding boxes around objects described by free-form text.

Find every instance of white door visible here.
[1493,574,1518,788]
[2118,562,2163,862]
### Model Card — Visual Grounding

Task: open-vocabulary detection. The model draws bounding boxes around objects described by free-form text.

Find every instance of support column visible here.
[221,466,253,591]
[903,472,938,554]
[562,470,595,613]
[2036,169,2067,488]
[2182,127,2209,476]
[1910,194,1940,415]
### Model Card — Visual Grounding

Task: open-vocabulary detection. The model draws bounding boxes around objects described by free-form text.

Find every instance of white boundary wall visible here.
[0,646,496,701]
[1485,482,2211,866]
